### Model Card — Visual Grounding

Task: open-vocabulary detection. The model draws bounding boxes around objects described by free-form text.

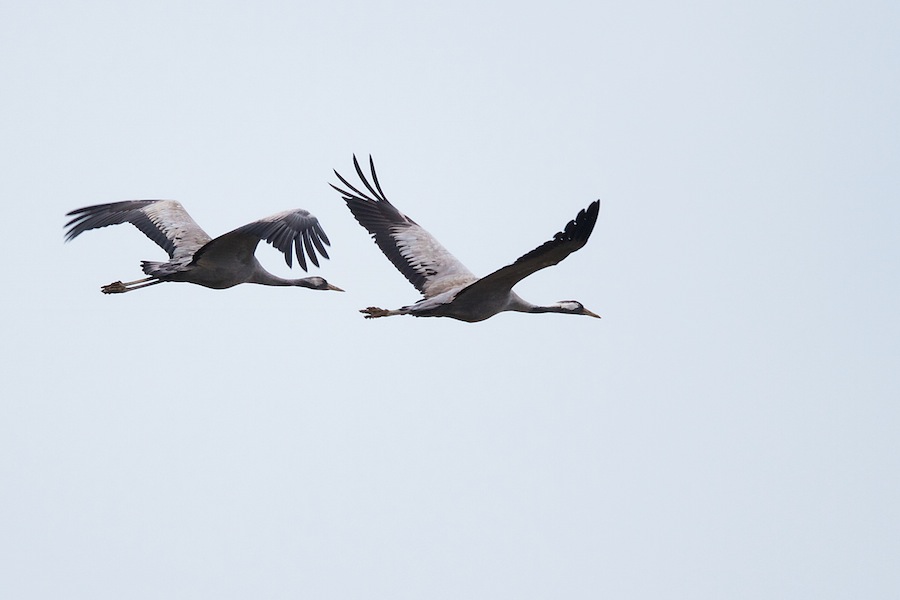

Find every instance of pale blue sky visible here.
[1,1,898,598]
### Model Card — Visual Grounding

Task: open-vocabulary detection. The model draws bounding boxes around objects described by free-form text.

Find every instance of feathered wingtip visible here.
[330,154,390,204]
[236,216,331,272]
[555,199,600,244]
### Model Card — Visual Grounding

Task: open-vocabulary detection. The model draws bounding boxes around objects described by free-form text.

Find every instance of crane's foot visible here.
[101,281,128,294]
[99,276,159,294]
[360,306,392,319]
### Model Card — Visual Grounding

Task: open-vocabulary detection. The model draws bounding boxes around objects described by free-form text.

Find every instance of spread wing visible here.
[192,208,331,271]
[64,200,212,261]
[330,155,477,298]
[455,200,600,300]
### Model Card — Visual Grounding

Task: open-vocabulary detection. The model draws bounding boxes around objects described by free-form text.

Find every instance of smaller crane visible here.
[65,200,343,293]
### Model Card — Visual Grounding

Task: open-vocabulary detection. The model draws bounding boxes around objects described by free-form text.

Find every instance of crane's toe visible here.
[101,281,128,294]
[360,307,390,318]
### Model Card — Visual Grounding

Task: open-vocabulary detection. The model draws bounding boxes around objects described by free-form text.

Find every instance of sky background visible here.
[2,1,898,598]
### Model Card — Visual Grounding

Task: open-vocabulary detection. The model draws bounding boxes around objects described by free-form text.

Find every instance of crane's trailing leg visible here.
[360,306,404,318]
[101,277,161,294]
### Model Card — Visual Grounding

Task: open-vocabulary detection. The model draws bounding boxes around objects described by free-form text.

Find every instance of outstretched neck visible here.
[523,299,600,318]
[528,304,568,314]
[249,269,318,289]
[249,267,341,291]
[507,294,596,317]
[506,294,546,314]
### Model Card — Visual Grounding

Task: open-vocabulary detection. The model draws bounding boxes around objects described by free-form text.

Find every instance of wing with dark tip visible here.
[193,208,331,272]
[64,200,212,260]
[330,155,477,298]
[454,200,600,300]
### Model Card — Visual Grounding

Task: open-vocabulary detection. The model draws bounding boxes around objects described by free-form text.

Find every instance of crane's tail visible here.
[141,260,187,278]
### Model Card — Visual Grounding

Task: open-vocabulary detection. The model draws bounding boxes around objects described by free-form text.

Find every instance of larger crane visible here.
[330,156,600,322]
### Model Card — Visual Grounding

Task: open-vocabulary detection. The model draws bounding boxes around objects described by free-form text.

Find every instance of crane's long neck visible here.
[506,294,587,316]
[249,268,320,289]
[527,304,569,314]
[522,303,582,316]
[505,293,546,314]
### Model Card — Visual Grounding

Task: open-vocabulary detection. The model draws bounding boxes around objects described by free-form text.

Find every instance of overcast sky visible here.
[2,1,898,598]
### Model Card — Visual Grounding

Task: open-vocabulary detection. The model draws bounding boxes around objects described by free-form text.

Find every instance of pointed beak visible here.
[583,308,602,319]
[327,283,345,292]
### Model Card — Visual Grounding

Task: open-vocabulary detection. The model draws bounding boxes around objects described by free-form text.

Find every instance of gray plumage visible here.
[330,155,601,322]
[65,200,343,293]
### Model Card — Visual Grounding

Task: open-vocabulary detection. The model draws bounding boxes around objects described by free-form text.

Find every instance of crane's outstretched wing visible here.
[192,209,331,271]
[330,155,477,298]
[65,200,213,261]
[454,200,600,300]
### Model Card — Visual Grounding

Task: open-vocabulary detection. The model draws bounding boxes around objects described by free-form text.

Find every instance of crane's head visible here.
[554,300,601,318]
[299,276,344,292]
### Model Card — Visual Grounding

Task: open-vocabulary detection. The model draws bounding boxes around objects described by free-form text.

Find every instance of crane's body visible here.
[369,292,575,323]
[331,155,601,322]
[65,200,342,293]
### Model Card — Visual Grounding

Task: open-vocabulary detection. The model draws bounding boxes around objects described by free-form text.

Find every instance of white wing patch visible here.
[391,225,477,297]
[142,200,212,260]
